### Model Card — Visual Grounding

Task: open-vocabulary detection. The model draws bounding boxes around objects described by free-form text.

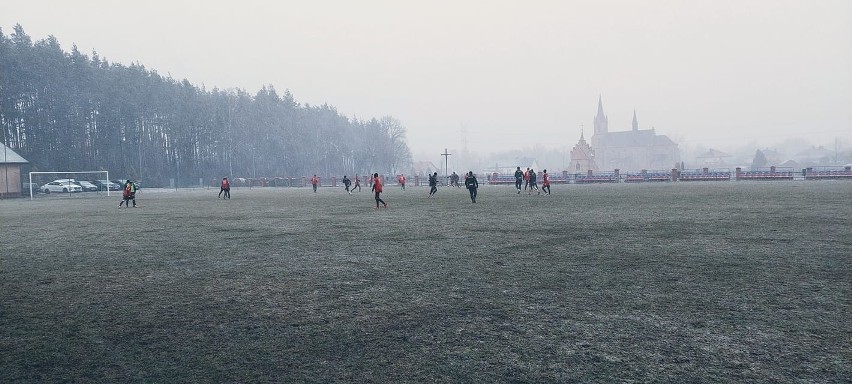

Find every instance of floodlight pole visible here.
[138,131,143,184]
[440,148,451,185]
[2,102,6,198]
[3,137,8,199]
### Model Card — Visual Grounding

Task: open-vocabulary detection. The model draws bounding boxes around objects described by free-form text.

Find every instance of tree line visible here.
[0,24,412,186]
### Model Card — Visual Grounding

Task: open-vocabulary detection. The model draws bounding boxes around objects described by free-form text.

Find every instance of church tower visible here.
[593,95,608,134]
[632,110,638,131]
[591,95,608,168]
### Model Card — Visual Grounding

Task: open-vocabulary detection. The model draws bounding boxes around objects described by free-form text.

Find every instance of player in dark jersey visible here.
[528,169,539,195]
[514,167,523,194]
[464,171,479,203]
[428,172,438,197]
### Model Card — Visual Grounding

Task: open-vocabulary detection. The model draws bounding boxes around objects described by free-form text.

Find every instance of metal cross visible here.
[440,148,452,183]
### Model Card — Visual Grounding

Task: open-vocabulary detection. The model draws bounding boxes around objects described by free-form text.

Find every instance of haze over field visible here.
[3,0,851,161]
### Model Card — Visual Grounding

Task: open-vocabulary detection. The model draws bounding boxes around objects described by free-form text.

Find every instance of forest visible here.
[0,24,411,186]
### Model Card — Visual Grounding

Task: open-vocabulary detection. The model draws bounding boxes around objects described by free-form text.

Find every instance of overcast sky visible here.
[2,0,851,159]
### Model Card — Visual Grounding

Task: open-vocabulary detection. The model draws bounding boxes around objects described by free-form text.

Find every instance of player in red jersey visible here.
[541,169,551,195]
[218,177,231,199]
[310,175,319,193]
[372,173,387,208]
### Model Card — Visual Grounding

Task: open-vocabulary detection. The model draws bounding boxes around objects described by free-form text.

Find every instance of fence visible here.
[211,166,852,189]
[804,166,852,180]
[735,166,794,181]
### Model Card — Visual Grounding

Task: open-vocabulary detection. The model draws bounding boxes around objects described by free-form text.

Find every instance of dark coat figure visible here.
[514,167,523,193]
[428,172,438,197]
[464,171,478,203]
[528,168,539,195]
[343,175,352,194]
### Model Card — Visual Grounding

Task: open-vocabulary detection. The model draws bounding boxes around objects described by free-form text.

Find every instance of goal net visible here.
[28,171,112,200]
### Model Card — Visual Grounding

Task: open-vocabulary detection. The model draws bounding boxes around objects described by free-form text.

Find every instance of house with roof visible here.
[485,157,540,175]
[589,96,680,172]
[1,143,29,198]
[696,148,732,168]
[795,146,835,166]
[567,132,598,173]
[409,161,441,178]
[760,148,786,166]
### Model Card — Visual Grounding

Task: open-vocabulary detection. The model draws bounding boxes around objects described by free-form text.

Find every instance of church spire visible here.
[594,95,608,134]
[632,109,638,131]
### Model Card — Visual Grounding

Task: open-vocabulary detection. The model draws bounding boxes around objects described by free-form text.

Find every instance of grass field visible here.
[1,181,850,382]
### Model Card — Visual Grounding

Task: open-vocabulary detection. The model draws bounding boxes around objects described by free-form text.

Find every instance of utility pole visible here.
[227,94,234,178]
[835,137,840,165]
[138,129,143,184]
[3,137,7,199]
[441,148,452,185]
[2,101,6,198]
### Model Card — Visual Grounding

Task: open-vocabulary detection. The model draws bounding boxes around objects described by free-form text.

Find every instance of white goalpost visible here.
[28,171,111,200]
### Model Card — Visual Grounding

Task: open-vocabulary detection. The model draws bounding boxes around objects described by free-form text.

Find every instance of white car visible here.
[41,180,83,194]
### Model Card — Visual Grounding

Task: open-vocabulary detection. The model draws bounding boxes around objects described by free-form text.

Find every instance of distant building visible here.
[567,131,598,173]
[760,148,786,165]
[779,159,801,170]
[589,96,680,172]
[695,148,732,168]
[795,146,834,165]
[1,143,29,198]
[487,157,539,175]
[409,161,441,177]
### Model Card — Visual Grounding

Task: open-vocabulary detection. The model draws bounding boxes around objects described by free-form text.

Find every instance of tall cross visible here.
[440,148,452,183]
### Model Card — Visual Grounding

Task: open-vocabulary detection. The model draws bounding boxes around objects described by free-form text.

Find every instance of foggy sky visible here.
[2,0,851,161]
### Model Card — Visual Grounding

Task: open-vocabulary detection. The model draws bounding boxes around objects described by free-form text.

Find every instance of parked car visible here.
[93,180,122,191]
[41,180,82,194]
[22,182,40,192]
[76,180,99,192]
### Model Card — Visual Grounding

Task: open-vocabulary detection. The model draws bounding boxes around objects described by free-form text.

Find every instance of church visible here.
[569,97,679,173]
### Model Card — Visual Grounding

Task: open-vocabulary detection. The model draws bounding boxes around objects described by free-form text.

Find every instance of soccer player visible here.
[311,175,319,192]
[464,171,479,203]
[514,166,523,194]
[428,172,438,197]
[119,182,130,207]
[343,175,352,194]
[541,169,551,195]
[218,177,231,199]
[352,175,361,192]
[524,168,530,190]
[398,174,406,190]
[450,172,461,188]
[528,169,539,195]
[119,179,137,207]
[372,173,387,208]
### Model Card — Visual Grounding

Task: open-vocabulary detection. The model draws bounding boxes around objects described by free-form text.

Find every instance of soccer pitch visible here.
[1,182,850,382]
